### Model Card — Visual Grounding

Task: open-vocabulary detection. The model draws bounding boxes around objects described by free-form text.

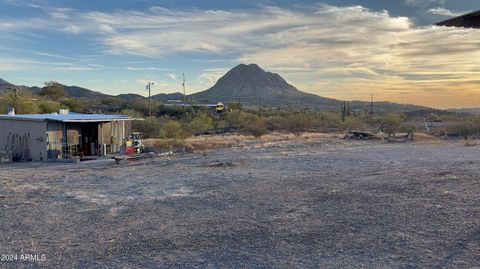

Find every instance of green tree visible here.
[0,92,39,114]
[40,81,66,101]
[160,120,187,139]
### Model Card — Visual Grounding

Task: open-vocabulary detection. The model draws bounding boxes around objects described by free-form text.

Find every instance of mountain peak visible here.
[192,63,328,105]
[233,63,263,70]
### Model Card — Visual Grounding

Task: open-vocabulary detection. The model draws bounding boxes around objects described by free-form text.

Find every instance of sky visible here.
[1,0,480,108]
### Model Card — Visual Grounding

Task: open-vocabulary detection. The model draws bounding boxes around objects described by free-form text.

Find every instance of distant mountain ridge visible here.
[191,64,427,112]
[116,92,185,102]
[0,63,430,113]
[447,107,480,114]
[63,85,110,99]
[117,93,145,101]
[0,79,111,99]
[152,92,185,102]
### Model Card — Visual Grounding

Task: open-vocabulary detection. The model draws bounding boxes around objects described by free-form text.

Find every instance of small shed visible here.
[0,110,136,162]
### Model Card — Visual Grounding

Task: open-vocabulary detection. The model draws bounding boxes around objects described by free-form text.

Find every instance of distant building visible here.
[0,110,136,162]
[164,102,227,113]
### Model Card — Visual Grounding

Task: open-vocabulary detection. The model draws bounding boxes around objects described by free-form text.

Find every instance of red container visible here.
[125,146,136,155]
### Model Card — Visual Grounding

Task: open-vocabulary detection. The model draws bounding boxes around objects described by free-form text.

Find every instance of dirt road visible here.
[0,138,479,268]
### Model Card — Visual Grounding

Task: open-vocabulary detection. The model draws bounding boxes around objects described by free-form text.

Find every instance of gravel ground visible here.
[0,138,479,268]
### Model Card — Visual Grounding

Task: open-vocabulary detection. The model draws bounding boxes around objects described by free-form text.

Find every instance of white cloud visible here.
[126,66,173,71]
[0,55,99,72]
[2,4,480,107]
[427,7,465,17]
[34,51,73,60]
[405,0,445,7]
[198,69,228,85]
[0,62,19,71]
[136,79,175,92]
[167,73,177,81]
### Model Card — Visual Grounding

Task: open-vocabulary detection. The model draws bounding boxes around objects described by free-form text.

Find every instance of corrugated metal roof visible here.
[0,112,136,122]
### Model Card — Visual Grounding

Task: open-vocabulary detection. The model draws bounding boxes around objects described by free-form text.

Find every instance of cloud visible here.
[0,62,19,71]
[34,51,73,60]
[63,25,82,34]
[0,55,99,72]
[427,7,465,17]
[167,73,177,81]
[1,4,480,107]
[126,66,173,71]
[404,0,445,7]
[136,79,175,92]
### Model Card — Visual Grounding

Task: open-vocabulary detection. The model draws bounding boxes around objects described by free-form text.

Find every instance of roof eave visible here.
[61,119,137,123]
[0,117,46,122]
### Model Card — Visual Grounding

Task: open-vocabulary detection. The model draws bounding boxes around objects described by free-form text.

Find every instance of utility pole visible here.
[182,73,186,104]
[146,82,155,120]
[370,94,374,119]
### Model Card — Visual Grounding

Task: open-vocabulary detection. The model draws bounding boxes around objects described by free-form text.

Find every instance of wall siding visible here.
[0,120,47,162]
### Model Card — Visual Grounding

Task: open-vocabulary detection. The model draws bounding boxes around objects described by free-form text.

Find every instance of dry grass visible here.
[143,131,448,153]
[143,132,345,153]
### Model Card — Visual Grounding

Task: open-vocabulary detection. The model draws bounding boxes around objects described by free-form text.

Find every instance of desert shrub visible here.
[61,98,86,112]
[317,112,341,129]
[101,97,126,107]
[399,123,417,134]
[339,116,363,131]
[214,118,229,129]
[186,112,214,133]
[38,100,61,113]
[443,120,480,139]
[282,113,314,136]
[265,115,284,131]
[159,120,187,139]
[153,139,193,153]
[226,109,247,128]
[120,109,143,118]
[383,113,403,137]
[0,92,39,114]
[132,117,162,138]
[228,101,243,111]
[241,116,267,137]
[425,113,442,122]
[119,98,162,116]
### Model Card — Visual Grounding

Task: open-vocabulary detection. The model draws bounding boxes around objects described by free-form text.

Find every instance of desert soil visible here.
[0,136,479,268]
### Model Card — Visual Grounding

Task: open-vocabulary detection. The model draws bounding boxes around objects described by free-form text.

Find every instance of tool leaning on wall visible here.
[3,132,32,162]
